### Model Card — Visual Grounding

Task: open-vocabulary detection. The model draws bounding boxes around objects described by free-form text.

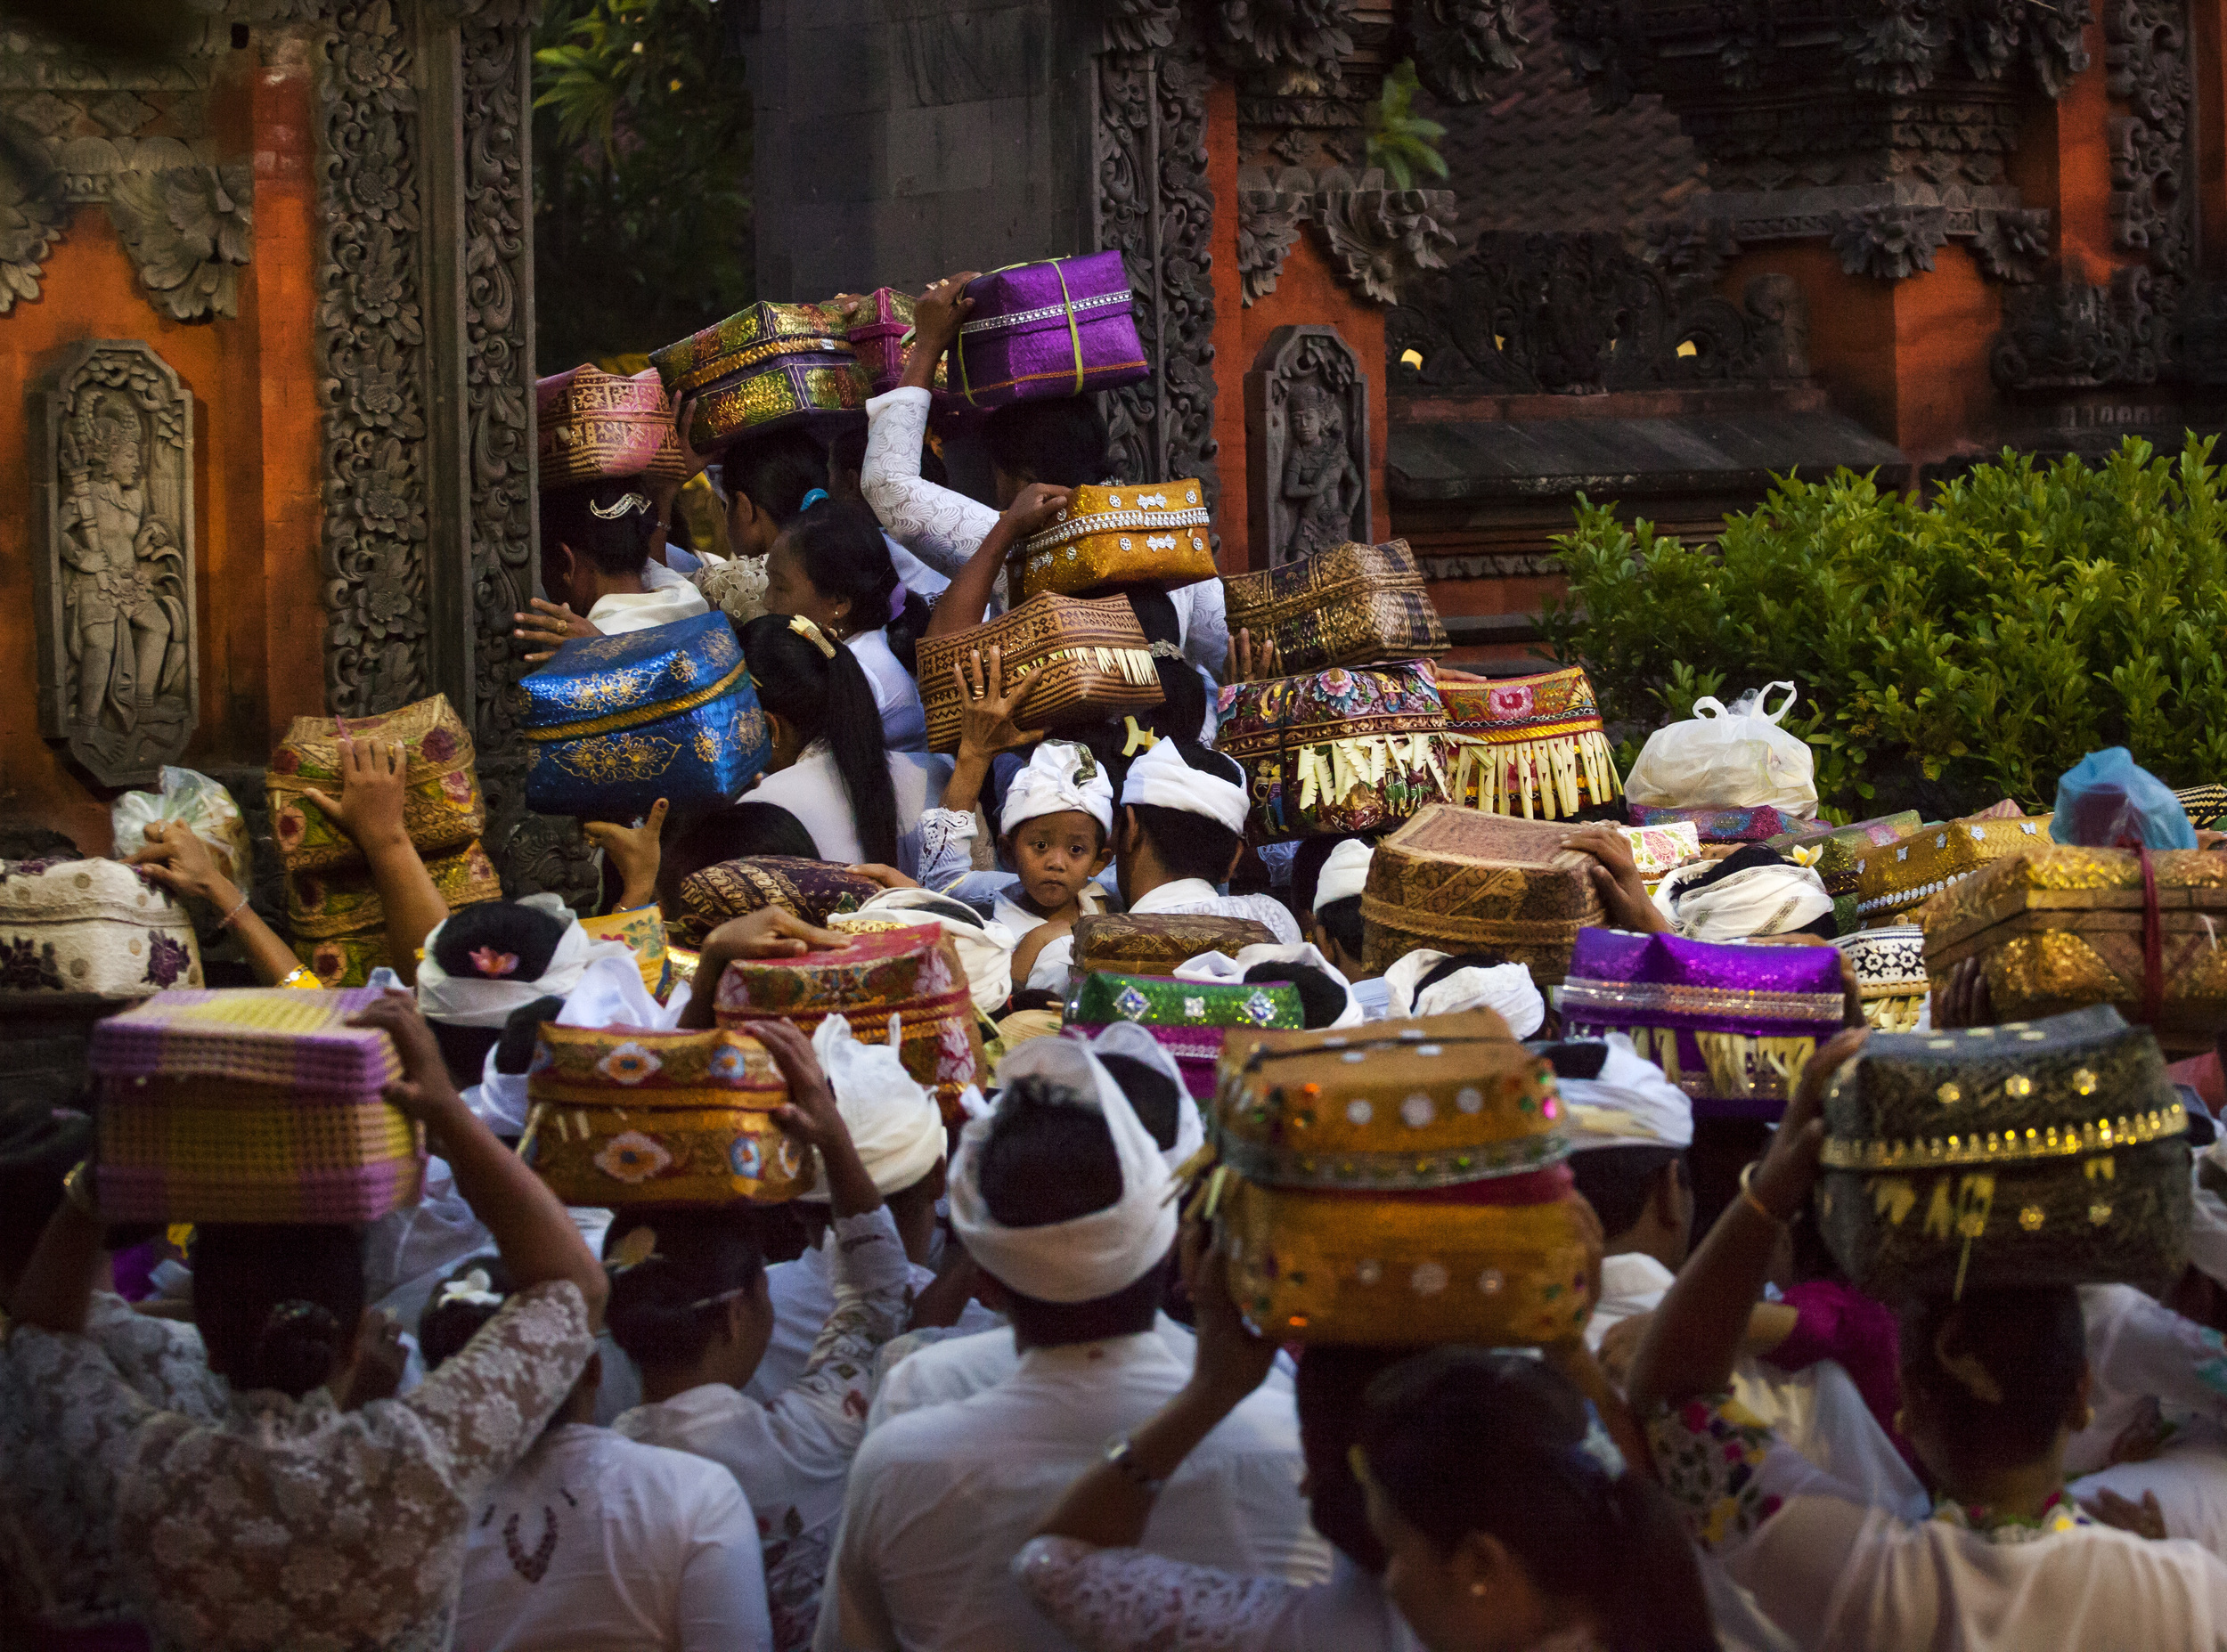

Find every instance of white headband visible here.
[1073,1020,1206,1168]
[1313,837,1374,909]
[950,1035,1176,1303]
[1120,738,1250,835]
[1558,1033,1694,1152]
[1383,948,1546,1038]
[1173,942,1364,1029]
[1652,860,1834,943]
[838,888,1016,1016]
[801,1013,945,1200]
[417,893,605,1029]
[1003,740,1115,837]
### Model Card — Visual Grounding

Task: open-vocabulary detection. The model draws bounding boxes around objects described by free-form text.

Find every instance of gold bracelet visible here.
[278,966,320,989]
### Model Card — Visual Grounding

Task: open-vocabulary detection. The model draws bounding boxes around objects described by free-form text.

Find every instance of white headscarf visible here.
[1073,1020,1206,1168]
[1002,739,1115,836]
[1557,1032,1694,1152]
[1313,837,1375,910]
[800,1013,945,1200]
[950,1035,1176,1303]
[1652,859,1834,943]
[460,947,692,1135]
[1383,948,1546,1037]
[1173,942,1364,1029]
[417,893,624,1029]
[836,887,1016,1014]
[1120,737,1250,835]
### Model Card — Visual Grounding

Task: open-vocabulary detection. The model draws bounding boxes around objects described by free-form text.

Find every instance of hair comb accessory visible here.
[1933,1318,2007,1405]
[800,487,830,511]
[788,614,838,659]
[686,1282,755,1312]
[589,492,653,521]
[1122,715,1158,756]
[437,1267,505,1310]
[605,1225,661,1274]
[1570,1401,1627,1480]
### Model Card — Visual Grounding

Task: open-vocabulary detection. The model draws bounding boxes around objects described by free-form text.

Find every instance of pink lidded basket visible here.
[92,989,425,1224]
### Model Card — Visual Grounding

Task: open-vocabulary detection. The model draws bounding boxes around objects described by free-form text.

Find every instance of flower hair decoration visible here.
[469,947,521,979]
[437,1268,505,1310]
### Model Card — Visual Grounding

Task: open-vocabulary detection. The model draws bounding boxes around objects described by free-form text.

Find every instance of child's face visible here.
[1007,809,1109,913]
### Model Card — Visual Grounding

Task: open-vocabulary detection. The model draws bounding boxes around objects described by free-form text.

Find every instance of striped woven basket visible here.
[91,989,425,1224]
[917,593,1163,754]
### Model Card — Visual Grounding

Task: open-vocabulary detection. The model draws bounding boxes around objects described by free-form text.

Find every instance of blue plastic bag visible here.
[2049,747,2197,850]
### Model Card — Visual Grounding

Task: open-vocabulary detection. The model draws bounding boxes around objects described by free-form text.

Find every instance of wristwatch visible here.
[1104,1433,1167,1496]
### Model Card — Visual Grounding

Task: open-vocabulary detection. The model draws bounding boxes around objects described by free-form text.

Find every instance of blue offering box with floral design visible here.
[522,612,769,820]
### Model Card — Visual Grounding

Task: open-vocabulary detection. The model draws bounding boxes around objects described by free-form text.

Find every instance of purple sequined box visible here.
[948,251,1150,408]
[1559,928,1847,1119]
[1628,803,1809,843]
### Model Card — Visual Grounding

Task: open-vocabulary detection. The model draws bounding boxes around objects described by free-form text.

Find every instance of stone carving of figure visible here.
[1279,380,1360,562]
[59,390,187,736]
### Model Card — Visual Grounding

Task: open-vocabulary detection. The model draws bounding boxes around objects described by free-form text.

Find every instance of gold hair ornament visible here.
[788,615,839,659]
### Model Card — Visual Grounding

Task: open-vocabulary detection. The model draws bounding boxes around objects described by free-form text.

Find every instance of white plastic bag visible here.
[1622,683,1818,815]
[110,767,253,888]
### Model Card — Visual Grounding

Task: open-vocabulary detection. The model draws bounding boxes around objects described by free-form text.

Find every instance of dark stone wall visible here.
[746,0,1099,301]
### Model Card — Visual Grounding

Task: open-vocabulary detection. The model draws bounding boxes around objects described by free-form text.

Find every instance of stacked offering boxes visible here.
[522,1023,807,1207]
[1072,914,1278,978]
[1441,666,1622,823]
[1213,661,1455,842]
[1815,1005,2190,1297]
[1220,538,1449,675]
[1065,971,1303,1099]
[1209,1011,1597,1345]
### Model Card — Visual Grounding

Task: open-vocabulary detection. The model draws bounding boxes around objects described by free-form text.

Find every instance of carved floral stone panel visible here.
[1246,323,1371,566]
[33,339,197,787]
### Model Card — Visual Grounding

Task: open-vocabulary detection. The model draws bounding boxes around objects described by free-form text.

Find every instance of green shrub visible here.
[1537,436,2227,822]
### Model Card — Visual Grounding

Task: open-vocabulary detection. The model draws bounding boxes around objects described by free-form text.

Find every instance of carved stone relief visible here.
[33,340,197,786]
[1237,164,1458,305]
[1992,265,2160,388]
[1246,324,1370,567]
[1389,232,1812,394]
[1094,20,1223,527]
[0,21,253,320]
[1402,0,1528,102]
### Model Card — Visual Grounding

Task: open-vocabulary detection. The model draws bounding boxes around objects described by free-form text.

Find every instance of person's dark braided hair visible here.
[1358,1347,1717,1652]
[722,427,828,527]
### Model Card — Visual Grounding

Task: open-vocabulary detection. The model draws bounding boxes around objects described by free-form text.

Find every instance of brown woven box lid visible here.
[1073,913,1277,975]
[916,593,1164,753]
[1358,804,1603,982]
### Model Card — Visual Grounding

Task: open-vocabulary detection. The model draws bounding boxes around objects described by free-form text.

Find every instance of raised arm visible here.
[300,736,448,986]
[1627,1028,1866,1412]
[858,273,1000,579]
[349,995,608,1324]
[126,820,304,986]
[920,484,1071,639]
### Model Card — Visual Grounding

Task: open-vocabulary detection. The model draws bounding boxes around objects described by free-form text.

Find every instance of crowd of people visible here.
[8,269,2227,1652]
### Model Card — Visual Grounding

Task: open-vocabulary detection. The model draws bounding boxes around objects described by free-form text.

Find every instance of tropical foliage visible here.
[1539,438,2227,821]
[1366,60,1448,190]
[533,0,753,368]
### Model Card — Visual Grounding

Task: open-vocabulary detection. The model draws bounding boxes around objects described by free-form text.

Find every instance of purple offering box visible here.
[949,251,1151,409]
[1558,928,1847,1119]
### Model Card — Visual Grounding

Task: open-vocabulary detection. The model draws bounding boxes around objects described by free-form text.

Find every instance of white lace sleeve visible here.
[1180,577,1231,682]
[915,807,978,892]
[1012,1537,1305,1652]
[861,389,999,581]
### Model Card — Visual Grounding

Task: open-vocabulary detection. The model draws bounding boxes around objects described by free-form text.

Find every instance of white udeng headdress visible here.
[1313,838,1375,909]
[1120,737,1250,835]
[949,1035,1177,1303]
[1074,1020,1206,1168]
[1002,739,1115,836]
[1557,1033,1694,1152]
[1652,859,1834,943]
[1383,948,1546,1037]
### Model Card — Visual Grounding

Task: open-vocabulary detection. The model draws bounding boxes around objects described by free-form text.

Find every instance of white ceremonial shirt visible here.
[845,626,928,753]
[815,1329,1330,1652]
[740,741,952,878]
[1015,1541,1424,1652]
[747,1231,986,1404]
[616,1208,910,1652]
[1652,1391,2227,1651]
[1350,973,1391,1021]
[453,1423,773,1652]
